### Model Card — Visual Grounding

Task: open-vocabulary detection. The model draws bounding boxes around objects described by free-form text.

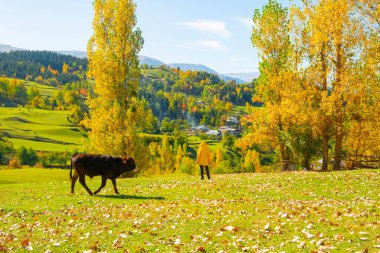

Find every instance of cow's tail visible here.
[70,153,79,182]
[70,156,73,182]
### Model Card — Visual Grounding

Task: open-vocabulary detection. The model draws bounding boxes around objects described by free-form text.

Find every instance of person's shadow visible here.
[96,194,165,200]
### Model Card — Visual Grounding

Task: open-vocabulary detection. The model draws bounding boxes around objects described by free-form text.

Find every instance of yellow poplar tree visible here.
[175,145,183,172]
[344,0,380,159]
[87,0,144,158]
[238,0,296,170]
[62,63,69,74]
[293,0,378,170]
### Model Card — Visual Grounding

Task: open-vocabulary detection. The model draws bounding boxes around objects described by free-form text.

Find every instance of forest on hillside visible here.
[0,50,257,172]
[0,50,87,85]
[0,51,256,132]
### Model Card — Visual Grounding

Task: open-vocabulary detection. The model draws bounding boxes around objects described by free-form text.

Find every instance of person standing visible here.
[196,141,211,180]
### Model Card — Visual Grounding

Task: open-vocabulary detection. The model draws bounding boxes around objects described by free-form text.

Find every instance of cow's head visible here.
[122,156,137,172]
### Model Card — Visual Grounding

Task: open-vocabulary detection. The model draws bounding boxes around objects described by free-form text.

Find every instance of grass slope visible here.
[24,81,59,97]
[0,169,378,252]
[0,107,89,151]
[141,68,178,80]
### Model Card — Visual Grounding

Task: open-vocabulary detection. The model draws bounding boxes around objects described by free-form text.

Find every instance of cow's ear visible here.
[122,157,128,164]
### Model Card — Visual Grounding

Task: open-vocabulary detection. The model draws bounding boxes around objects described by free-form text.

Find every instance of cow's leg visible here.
[71,173,79,194]
[94,176,107,195]
[111,179,120,194]
[79,175,93,196]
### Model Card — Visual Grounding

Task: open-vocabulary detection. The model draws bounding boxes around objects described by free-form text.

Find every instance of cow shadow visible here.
[96,194,165,200]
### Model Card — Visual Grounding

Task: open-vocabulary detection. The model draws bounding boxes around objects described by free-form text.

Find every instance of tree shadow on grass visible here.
[0,180,17,185]
[96,194,165,200]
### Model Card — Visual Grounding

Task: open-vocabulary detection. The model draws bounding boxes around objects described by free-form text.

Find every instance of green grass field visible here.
[24,81,59,97]
[141,68,178,80]
[0,168,378,252]
[0,107,89,152]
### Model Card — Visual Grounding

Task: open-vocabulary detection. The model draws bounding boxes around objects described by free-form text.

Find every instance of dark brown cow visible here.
[70,154,137,196]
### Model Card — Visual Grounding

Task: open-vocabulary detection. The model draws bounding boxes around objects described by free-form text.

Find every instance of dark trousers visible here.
[200,165,210,180]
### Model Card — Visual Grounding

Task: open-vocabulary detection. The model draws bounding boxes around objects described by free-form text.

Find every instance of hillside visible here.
[141,68,178,80]
[23,80,59,97]
[0,50,256,158]
[168,63,245,84]
[0,44,22,52]
[0,107,89,152]
[0,44,253,84]
[168,63,219,74]
[223,72,260,83]
[57,50,87,58]
[0,50,87,85]
[139,55,165,67]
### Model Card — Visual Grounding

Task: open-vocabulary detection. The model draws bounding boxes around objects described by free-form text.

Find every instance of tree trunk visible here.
[322,135,329,171]
[333,41,344,171]
[320,43,329,172]
[334,122,343,170]
[278,115,289,171]
[303,152,311,171]
[280,143,289,171]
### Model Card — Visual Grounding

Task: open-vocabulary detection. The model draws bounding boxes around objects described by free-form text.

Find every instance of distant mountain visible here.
[0,44,23,52]
[0,44,88,59]
[52,52,166,68]
[168,63,219,75]
[223,72,259,83]
[0,43,253,83]
[57,50,87,58]
[220,74,245,84]
[139,55,165,67]
[168,63,245,83]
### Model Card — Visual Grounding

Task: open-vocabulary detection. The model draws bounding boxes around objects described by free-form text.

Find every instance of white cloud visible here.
[195,40,225,51]
[184,40,226,51]
[233,17,252,28]
[179,19,232,37]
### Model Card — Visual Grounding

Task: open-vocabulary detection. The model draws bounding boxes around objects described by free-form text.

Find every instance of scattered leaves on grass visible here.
[0,170,379,252]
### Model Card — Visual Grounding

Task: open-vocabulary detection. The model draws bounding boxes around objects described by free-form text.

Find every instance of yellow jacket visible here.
[197,141,211,166]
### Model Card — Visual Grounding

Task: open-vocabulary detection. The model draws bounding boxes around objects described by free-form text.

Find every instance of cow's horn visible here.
[132,167,141,173]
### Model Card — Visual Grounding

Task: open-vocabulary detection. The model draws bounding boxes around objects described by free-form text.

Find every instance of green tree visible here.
[17,146,29,166]
[17,146,38,166]
[222,134,236,150]
[0,136,15,165]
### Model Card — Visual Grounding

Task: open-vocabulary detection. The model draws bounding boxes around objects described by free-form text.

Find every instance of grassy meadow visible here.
[23,81,59,97]
[0,168,379,252]
[0,107,89,152]
[140,68,178,80]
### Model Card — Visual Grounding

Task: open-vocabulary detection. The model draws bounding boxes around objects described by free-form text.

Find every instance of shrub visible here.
[222,134,236,150]
[38,151,70,168]
[214,160,233,174]
[17,146,38,166]
[25,75,33,81]
[256,165,281,173]
[242,150,260,173]
[35,76,44,84]
[8,158,21,169]
[0,137,15,165]
[180,156,197,175]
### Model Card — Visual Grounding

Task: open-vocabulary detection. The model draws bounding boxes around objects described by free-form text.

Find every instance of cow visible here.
[70,154,139,196]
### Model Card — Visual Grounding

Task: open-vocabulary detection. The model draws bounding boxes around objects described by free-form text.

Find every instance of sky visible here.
[0,0,292,73]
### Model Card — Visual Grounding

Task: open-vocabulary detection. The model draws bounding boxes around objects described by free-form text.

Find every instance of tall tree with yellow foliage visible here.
[87,0,144,158]
[293,0,379,170]
[344,0,380,158]
[241,0,379,171]
[238,0,296,170]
